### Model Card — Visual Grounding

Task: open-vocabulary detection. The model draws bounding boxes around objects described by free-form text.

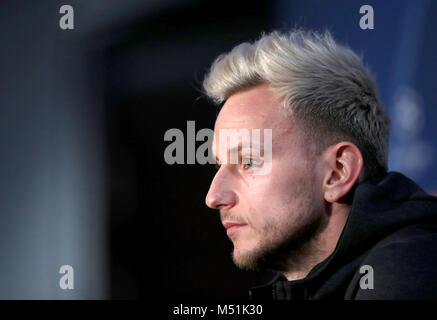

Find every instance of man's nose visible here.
[205,168,238,210]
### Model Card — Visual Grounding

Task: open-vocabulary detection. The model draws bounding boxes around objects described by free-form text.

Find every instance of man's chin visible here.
[231,244,266,272]
[230,236,306,273]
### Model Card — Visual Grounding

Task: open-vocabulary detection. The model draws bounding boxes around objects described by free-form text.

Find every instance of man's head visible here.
[203,30,390,274]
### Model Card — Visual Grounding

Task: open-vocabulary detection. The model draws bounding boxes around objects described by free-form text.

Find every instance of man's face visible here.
[205,84,328,271]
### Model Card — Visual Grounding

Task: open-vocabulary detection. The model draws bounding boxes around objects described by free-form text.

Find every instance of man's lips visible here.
[222,221,247,236]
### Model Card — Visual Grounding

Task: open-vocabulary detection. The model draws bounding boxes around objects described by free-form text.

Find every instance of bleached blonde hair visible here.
[203,29,390,179]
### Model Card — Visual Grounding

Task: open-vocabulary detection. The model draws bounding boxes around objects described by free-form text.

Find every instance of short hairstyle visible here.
[203,29,390,180]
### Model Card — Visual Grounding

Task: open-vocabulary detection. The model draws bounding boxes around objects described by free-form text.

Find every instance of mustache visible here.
[220,210,248,225]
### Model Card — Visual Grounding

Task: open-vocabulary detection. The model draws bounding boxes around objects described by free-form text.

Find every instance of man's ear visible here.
[322,142,363,203]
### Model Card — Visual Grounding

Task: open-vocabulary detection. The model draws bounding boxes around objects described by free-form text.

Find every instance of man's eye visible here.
[241,158,256,170]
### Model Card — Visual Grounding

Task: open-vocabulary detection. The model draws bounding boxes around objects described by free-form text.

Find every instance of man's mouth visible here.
[222,221,248,236]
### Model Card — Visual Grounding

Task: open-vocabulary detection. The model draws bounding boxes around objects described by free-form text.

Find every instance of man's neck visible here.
[282,202,350,281]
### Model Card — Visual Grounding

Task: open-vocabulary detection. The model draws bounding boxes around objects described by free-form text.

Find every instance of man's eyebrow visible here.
[214,142,261,164]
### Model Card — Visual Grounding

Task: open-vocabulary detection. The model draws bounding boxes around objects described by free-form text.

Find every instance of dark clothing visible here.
[249,172,437,300]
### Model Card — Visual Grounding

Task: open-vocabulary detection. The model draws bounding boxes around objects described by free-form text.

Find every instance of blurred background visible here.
[0,0,436,299]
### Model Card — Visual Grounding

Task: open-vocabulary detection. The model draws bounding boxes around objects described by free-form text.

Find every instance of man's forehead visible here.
[211,85,298,160]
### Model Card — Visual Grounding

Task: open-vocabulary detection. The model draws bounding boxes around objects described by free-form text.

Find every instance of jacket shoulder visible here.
[350,224,437,300]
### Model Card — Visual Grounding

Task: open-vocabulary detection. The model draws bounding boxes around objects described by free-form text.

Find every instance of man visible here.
[202,29,437,299]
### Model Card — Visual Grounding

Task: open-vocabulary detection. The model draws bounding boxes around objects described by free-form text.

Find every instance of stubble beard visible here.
[230,181,328,274]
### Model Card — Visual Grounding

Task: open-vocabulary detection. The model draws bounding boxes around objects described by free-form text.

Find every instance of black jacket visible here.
[249,172,437,300]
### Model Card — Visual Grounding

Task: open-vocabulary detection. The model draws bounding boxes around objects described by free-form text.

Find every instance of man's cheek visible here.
[248,207,268,228]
